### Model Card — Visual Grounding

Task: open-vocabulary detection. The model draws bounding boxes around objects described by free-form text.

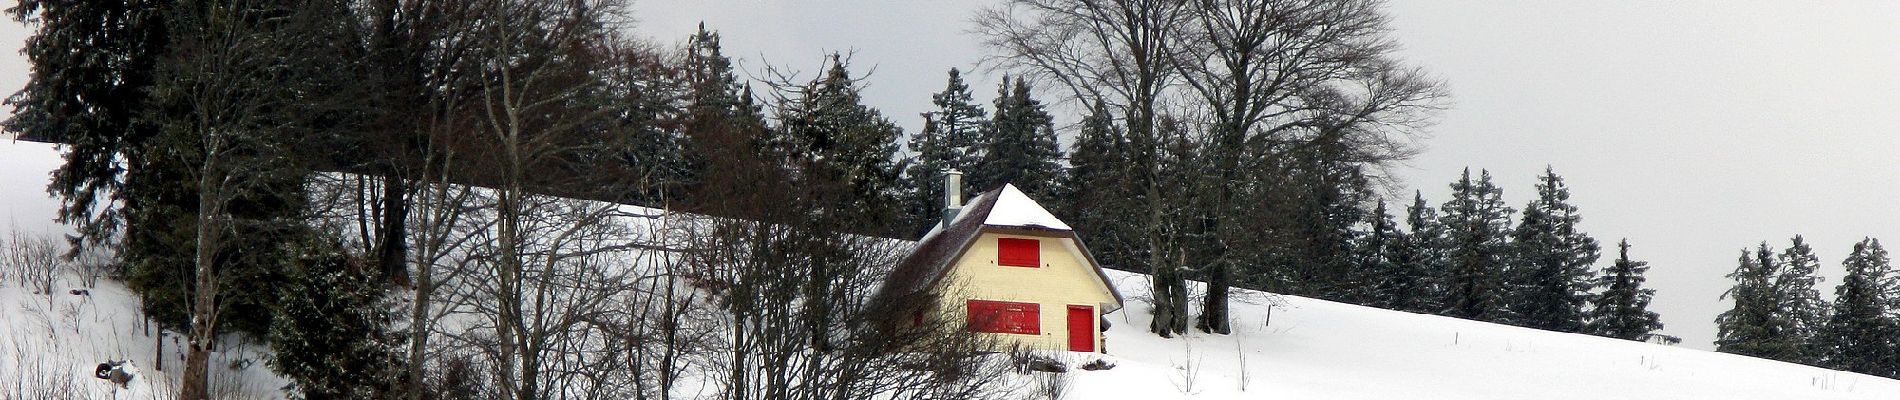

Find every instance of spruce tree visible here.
[1062,101,1137,270]
[1353,200,1401,307]
[1384,192,1447,314]
[269,236,403,399]
[1438,168,1514,322]
[1716,243,1806,362]
[1813,238,1897,377]
[901,68,986,235]
[774,54,906,223]
[1585,239,1664,341]
[1775,235,1829,364]
[1265,141,1371,299]
[970,76,1064,200]
[1505,167,1601,332]
[5,0,168,254]
[679,25,773,214]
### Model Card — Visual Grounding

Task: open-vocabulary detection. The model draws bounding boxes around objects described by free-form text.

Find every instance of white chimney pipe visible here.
[943,169,963,228]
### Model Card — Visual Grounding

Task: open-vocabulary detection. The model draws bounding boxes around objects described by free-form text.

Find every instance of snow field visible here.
[1066,269,1900,399]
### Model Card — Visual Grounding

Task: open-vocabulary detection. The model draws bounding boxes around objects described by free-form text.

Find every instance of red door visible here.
[1067,305,1095,352]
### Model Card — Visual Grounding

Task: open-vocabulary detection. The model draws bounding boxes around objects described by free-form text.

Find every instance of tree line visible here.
[1716,236,1900,379]
[1,0,1683,398]
[5,0,1011,398]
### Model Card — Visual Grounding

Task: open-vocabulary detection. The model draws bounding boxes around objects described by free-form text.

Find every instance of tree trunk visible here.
[180,342,212,399]
[181,194,220,400]
[378,171,410,285]
[154,327,164,372]
[405,242,432,400]
[1200,259,1231,334]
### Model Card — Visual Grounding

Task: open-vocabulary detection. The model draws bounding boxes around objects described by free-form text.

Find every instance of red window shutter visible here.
[997,238,1040,267]
[966,300,1041,335]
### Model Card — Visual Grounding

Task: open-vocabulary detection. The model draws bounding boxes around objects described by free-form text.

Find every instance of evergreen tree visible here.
[269,236,404,400]
[1585,239,1664,341]
[1813,238,1898,378]
[679,25,775,216]
[1382,192,1447,314]
[773,54,906,224]
[1505,167,1601,332]
[1438,168,1514,322]
[1716,243,1806,362]
[901,68,986,235]
[606,43,689,206]
[969,76,1064,200]
[1776,235,1829,364]
[5,0,168,255]
[1266,141,1371,299]
[1352,200,1401,307]
[1062,101,1138,271]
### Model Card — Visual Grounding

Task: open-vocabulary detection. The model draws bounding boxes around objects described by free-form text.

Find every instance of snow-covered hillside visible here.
[1,139,285,398]
[1075,269,1900,399]
[6,138,1900,399]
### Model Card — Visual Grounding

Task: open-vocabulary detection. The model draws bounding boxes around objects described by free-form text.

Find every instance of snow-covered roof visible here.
[982,184,1071,231]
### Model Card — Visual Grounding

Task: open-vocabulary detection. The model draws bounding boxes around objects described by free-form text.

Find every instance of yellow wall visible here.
[935,231,1119,353]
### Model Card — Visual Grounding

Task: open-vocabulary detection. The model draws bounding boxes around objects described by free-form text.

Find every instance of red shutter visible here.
[966,300,1041,335]
[997,238,1040,267]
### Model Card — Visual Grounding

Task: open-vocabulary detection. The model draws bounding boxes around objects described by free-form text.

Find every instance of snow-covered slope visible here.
[0,139,286,398]
[0,276,288,399]
[8,138,1900,399]
[1073,269,1900,399]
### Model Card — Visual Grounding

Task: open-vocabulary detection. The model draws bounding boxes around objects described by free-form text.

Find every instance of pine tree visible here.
[1585,239,1664,341]
[1813,238,1898,378]
[1776,235,1829,364]
[901,68,987,235]
[1505,167,1601,332]
[970,76,1064,200]
[1438,168,1514,322]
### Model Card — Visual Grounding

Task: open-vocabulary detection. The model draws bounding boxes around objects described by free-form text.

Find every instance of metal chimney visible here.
[942,169,963,229]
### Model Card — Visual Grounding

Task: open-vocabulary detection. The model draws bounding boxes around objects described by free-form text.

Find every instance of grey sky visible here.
[3,1,1899,351]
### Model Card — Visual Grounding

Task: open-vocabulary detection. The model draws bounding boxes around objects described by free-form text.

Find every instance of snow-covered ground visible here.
[6,138,1900,399]
[0,274,288,399]
[0,139,286,399]
[1075,269,1900,399]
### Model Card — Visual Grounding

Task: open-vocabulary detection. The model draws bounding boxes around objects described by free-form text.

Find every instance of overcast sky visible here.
[5,1,1900,351]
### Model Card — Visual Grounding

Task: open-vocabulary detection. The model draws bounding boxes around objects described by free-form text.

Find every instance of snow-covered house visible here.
[874,173,1123,353]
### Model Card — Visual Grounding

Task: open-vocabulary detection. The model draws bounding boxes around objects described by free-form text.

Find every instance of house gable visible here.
[872,184,1125,352]
[940,230,1121,313]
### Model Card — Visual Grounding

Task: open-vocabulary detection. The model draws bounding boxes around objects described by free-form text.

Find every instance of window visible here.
[997,238,1040,267]
[966,300,1040,335]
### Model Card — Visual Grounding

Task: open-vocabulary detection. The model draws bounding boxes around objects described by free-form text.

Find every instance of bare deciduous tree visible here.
[977,0,1197,337]
[5,229,65,299]
[149,1,347,397]
[1172,0,1446,333]
[980,0,1444,335]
